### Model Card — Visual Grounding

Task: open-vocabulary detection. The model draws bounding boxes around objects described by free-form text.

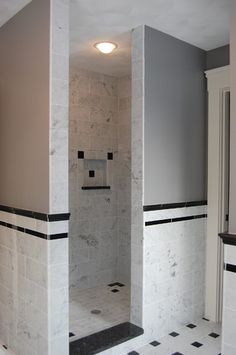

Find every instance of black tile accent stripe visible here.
[69,322,144,355]
[145,214,207,226]
[81,186,111,190]
[143,200,207,212]
[0,204,70,222]
[225,263,236,273]
[0,221,68,240]
[219,232,236,246]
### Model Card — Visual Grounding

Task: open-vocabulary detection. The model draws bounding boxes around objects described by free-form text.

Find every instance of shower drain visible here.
[91,309,102,315]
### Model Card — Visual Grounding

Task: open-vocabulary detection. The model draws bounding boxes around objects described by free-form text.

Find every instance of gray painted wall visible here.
[206,45,229,70]
[0,0,50,212]
[144,26,206,205]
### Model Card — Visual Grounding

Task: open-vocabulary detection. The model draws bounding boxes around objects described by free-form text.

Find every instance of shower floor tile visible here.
[69,284,130,340]
[131,319,221,355]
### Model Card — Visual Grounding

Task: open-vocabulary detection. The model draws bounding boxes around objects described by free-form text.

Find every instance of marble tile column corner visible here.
[130,25,145,328]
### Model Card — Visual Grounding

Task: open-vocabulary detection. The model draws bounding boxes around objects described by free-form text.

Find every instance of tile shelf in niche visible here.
[81,186,111,190]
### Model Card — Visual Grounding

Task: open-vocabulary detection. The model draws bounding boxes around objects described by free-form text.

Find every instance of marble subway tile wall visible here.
[0,211,69,355]
[143,206,207,340]
[222,244,236,354]
[69,69,131,291]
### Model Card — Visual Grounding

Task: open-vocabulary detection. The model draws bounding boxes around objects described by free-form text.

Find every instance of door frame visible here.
[205,65,230,322]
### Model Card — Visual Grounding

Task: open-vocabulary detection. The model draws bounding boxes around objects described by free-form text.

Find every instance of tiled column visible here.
[131,25,145,326]
[49,0,69,353]
[0,1,69,354]
[50,0,69,214]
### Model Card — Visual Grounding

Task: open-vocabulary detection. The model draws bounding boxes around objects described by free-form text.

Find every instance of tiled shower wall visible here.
[69,69,131,291]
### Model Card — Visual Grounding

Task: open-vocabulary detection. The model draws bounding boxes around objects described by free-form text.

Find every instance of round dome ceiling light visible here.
[94,41,117,54]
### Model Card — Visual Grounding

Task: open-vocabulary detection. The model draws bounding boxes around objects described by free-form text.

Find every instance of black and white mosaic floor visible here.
[69,283,130,340]
[129,319,221,355]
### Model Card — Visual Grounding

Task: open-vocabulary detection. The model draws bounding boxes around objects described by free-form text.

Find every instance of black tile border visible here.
[219,232,236,246]
[145,214,207,226]
[69,322,144,355]
[0,221,68,240]
[0,204,70,222]
[81,186,111,190]
[143,200,207,212]
[225,263,236,273]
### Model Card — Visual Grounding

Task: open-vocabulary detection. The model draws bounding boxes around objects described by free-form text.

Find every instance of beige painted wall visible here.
[0,0,50,213]
[229,1,236,232]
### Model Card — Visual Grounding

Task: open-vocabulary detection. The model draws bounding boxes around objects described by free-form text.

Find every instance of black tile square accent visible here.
[108,282,117,287]
[202,317,209,321]
[169,332,179,337]
[78,150,84,159]
[172,352,183,355]
[69,332,75,337]
[89,170,95,177]
[2,345,7,350]
[107,152,113,160]
[128,352,139,355]
[150,341,161,347]
[186,323,197,329]
[116,282,125,287]
[111,289,119,293]
[208,332,220,338]
[191,341,203,348]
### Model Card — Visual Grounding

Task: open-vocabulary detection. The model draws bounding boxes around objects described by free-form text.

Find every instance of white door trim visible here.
[205,65,230,322]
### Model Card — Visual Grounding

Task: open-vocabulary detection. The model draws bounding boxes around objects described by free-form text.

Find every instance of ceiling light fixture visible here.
[94,41,117,54]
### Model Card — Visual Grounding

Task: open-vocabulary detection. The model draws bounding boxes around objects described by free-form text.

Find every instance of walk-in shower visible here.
[69,68,131,339]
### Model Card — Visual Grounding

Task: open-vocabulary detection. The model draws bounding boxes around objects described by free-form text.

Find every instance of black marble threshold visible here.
[143,200,207,212]
[219,232,236,246]
[69,322,144,355]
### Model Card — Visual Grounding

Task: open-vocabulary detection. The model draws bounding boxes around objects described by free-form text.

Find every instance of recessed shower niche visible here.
[69,69,131,340]
[78,150,113,190]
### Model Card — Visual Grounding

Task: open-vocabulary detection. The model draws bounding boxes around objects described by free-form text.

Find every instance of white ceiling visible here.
[0,0,31,28]
[70,0,230,76]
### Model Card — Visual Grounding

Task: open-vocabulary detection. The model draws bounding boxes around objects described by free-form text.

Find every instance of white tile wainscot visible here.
[0,209,69,355]
[143,204,207,341]
[220,239,236,355]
